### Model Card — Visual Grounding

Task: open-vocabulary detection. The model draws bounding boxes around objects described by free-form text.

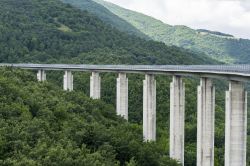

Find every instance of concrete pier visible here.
[116,73,128,120]
[225,81,247,166]
[90,72,101,99]
[197,78,215,166]
[63,70,73,91]
[170,76,185,165]
[143,74,156,141]
[37,70,46,82]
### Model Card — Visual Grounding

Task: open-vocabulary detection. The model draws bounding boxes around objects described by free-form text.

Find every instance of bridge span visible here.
[1,63,250,81]
[0,63,249,166]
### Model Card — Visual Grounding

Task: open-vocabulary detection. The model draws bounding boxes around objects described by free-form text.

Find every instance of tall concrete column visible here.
[143,74,156,141]
[225,81,247,166]
[116,73,128,120]
[170,75,185,165]
[37,70,46,82]
[197,78,215,166]
[63,70,73,91]
[90,72,101,99]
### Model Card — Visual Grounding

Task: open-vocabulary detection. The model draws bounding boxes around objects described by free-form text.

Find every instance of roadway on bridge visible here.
[1,63,250,81]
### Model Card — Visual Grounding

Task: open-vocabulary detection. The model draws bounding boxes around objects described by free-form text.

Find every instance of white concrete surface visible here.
[37,70,46,82]
[197,78,215,166]
[170,75,185,165]
[225,81,247,166]
[90,72,101,99]
[63,70,73,91]
[116,73,128,120]
[143,74,156,141]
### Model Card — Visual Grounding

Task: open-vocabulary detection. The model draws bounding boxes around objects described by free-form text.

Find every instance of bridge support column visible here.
[225,81,247,166]
[63,70,73,91]
[37,70,46,82]
[170,76,185,165]
[197,78,215,166]
[116,73,128,120]
[90,72,101,99]
[143,74,156,141]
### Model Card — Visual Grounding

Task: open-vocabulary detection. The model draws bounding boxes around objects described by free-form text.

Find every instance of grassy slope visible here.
[89,0,250,64]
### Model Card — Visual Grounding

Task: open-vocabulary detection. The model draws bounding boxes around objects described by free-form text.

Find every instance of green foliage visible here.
[0,0,215,64]
[42,70,232,166]
[0,0,248,165]
[73,0,250,64]
[0,68,178,166]
[0,68,229,166]
[60,0,148,39]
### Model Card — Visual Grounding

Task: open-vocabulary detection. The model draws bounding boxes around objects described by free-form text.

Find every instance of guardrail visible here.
[1,63,250,81]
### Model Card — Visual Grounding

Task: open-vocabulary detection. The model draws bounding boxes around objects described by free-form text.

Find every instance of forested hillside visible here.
[0,0,249,166]
[60,0,148,39]
[63,0,250,64]
[0,0,213,65]
[0,68,179,165]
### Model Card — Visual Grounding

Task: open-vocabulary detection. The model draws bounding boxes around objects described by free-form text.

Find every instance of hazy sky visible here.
[105,0,250,39]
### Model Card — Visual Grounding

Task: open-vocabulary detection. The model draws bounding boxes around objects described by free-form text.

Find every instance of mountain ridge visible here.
[67,0,250,64]
[0,0,216,65]
[60,0,149,39]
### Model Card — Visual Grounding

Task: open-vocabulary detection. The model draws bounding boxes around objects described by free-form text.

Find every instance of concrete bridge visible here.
[1,63,250,166]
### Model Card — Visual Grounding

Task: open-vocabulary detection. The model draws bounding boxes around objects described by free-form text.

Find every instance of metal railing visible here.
[1,63,250,81]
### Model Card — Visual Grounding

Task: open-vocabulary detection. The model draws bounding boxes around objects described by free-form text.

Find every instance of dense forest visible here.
[68,0,250,64]
[0,0,214,65]
[0,68,180,165]
[0,0,249,166]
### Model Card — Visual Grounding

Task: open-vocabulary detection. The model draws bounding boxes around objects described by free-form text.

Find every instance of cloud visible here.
[105,0,250,39]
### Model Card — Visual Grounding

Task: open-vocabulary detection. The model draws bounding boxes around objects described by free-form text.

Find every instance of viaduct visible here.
[1,63,249,166]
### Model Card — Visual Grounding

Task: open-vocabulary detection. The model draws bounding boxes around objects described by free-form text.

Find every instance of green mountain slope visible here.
[68,0,250,64]
[1,0,246,166]
[0,0,222,165]
[60,0,148,39]
[0,0,215,65]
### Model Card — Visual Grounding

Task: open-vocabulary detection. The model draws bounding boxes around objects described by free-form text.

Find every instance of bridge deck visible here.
[1,64,250,81]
